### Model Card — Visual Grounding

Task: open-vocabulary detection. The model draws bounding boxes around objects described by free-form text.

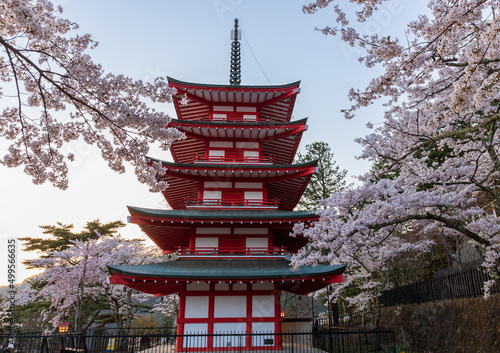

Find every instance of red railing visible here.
[198,116,271,123]
[193,154,274,164]
[176,246,286,257]
[185,198,280,208]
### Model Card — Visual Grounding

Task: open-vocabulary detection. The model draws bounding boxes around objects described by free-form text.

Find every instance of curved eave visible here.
[108,259,345,295]
[168,77,301,90]
[127,207,319,222]
[149,160,317,211]
[150,158,317,172]
[168,77,300,123]
[169,119,307,164]
[127,207,318,253]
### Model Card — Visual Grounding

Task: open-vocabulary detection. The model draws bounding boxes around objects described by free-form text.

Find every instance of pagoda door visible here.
[219,238,245,255]
[222,191,244,206]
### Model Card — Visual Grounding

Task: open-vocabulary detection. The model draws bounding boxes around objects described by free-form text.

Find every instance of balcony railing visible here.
[185,198,280,209]
[193,154,274,164]
[198,115,271,123]
[176,246,286,257]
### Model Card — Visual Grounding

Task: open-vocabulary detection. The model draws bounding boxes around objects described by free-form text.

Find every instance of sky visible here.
[0,0,429,285]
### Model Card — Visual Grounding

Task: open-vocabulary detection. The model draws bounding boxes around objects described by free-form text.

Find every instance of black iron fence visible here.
[379,265,499,307]
[315,309,373,329]
[0,329,398,353]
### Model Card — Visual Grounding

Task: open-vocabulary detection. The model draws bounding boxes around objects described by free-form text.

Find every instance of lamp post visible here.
[58,322,70,333]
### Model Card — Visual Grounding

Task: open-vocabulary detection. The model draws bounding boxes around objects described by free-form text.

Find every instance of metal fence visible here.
[379,265,499,307]
[1,329,397,353]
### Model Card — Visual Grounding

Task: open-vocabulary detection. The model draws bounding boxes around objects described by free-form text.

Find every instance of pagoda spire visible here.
[230,18,241,86]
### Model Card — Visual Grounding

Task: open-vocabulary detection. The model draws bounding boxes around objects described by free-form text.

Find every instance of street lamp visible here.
[58,322,70,333]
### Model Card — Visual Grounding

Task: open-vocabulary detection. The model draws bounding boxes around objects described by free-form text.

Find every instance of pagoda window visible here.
[203,190,221,203]
[235,142,259,149]
[244,191,263,203]
[236,106,257,113]
[246,237,268,249]
[204,181,232,188]
[209,141,233,148]
[194,237,219,254]
[213,105,234,112]
[208,149,225,161]
[234,182,263,189]
[242,114,257,122]
[243,150,260,161]
[234,227,268,235]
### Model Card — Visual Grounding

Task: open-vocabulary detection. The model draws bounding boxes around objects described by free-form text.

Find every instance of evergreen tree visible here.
[19,220,125,268]
[295,141,351,210]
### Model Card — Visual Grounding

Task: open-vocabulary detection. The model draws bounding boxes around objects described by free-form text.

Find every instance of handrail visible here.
[193,154,274,164]
[197,116,271,123]
[185,198,280,208]
[176,246,286,256]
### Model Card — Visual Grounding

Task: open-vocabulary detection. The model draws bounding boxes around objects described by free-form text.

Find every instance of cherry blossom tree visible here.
[11,234,162,333]
[0,0,183,190]
[292,0,500,314]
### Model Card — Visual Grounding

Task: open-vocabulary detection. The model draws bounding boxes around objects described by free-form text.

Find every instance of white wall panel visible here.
[208,149,225,157]
[214,296,246,318]
[236,142,259,149]
[203,190,221,200]
[246,238,268,249]
[252,295,275,317]
[209,141,233,148]
[213,323,247,348]
[252,322,275,346]
[195,237,218,248]
[185,296,209,318]
[236,106,256,112]
[245,191,263,200]
[213,105,234,111]
[234,182,263,189]
[183,323,208,347]
[244,150,260,157]
[204,181,232,188]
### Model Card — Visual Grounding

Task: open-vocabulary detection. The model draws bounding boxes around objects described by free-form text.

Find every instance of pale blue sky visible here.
[0,0,429,284]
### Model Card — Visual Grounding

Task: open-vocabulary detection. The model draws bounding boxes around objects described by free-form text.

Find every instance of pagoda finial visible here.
[230,18,241,86]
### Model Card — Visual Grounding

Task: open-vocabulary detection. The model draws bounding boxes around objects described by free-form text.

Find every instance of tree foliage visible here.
[295,141,350,210]
[6,220,163,332]
[19,220,125,266]
[293,0,500,310]
[0,0,183,189]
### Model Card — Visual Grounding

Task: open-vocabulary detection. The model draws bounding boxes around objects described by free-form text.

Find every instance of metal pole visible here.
[327,286,332,329]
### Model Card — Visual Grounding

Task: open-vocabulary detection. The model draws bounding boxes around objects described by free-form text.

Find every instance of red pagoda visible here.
[108,19,345,351]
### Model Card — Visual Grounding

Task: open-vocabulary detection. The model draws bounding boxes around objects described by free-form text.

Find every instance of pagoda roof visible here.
[108,259,345,295]
[150,159,317,211]
[168,77,300,123]
[169,118,307,165]
[127,207,319,253]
